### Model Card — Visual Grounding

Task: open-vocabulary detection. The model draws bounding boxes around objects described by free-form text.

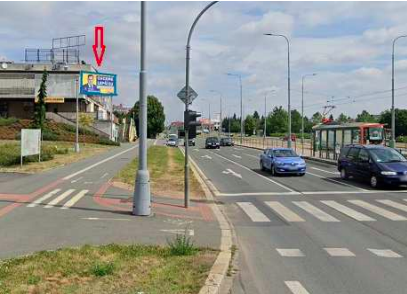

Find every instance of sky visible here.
[1,1,407,124]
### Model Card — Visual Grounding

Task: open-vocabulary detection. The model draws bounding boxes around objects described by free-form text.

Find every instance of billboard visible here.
[79,71,117,96]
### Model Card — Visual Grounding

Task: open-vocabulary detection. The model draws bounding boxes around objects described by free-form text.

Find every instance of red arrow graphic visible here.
[92,26,106,67]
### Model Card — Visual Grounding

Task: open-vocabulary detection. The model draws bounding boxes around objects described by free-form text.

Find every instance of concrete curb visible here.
[179,147,234,294]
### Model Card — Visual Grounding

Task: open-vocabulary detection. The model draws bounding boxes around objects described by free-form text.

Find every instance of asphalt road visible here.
[0,141,219,259]
[190,138,407,294]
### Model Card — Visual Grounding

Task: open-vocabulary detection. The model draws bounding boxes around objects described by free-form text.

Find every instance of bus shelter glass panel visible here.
[328,130,335,159]
[336,130,343,147]
[352,129,360,144]
[321,130,327,149]
[344,130,352,145]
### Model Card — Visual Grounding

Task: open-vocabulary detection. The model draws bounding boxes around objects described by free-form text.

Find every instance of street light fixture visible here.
[264,33,292,148]
[301,73,317,155]
[226,73,243,144]
[391,35,407,148]
[210,90,223,137]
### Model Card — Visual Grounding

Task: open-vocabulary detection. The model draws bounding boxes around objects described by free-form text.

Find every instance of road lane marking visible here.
[244,153,260,159]
[193,149,199,152]
[201,155,212,160]
[310,167,339,175]
[63,145,138,180]
[61,190,89,209]
[348,200,407,221]
[237,202,270,222]
[293,201,340,222]
[44,189,75,208]
[217,192,300,196]
[70,176,83,183]
[213,152,295,192]
[232,154,242,159]
[285,281,311,294]
[376,199,407,213]
[101,173,109,179]
[367,249,402,258]
[276,249,304,257]
[321,200,376,222]
[307,171,368,191]
[233,148,243,151]
[324,248,355,257]
[222,168,242,179]
[27,189,61,208]
[265,201,305,222]
[161,229,195,236]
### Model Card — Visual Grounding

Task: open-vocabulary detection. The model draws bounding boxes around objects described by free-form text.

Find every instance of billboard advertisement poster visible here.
[79,71,117,96]
[21,129,41,166]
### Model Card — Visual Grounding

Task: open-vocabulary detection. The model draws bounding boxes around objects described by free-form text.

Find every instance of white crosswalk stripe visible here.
[285,281,311,294]
[237,202,270,222]
[376,199,407,213]
[321,200,376,222]
[61,190,89,209]
[44,189,75,208]
[265,201,305,222]
[276,249,304,257]
[367,249,403,258]
[293,201,340,222]
[324,248,355,257]
[27,189,61,208]
[348,200,407,221]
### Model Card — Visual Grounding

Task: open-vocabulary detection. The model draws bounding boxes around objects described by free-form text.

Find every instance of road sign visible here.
[177,86,198,104]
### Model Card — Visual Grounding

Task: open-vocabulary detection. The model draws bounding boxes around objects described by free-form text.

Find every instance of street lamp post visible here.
[264,33,291,148]
[391,35,407,148]
[74,78,80,153]
[227,73,243,144]
[210,90,222,137]
[183,1,217,208]
[301,73,316,155]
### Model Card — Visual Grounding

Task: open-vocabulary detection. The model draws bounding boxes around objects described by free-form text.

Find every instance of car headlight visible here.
[381,171,397,176]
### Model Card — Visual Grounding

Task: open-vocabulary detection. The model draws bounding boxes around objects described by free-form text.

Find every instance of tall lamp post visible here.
[391,35,407,148]
[74,78,80,153]
[133,1,150,216]
[263,90,276,148]
[301,73,316,154]
[264,33,292,148]
[210,90,222,137]
[227,73,243,144]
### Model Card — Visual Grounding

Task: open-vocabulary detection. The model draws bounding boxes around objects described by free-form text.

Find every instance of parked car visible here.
[220,137,234,146]
[166,137,178,147]
[282,134,297,142]
[205,137,220,149]
[203,129,210,134]
[338,144,407,188]
[260,148,306,176]
[184,138,195,146]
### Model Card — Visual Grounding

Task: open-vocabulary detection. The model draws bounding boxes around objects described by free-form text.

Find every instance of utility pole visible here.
[184,1,218,208]
[133,1,151,216]
[75,78,80,153]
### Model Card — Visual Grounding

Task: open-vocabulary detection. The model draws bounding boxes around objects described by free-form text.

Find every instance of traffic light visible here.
[184,110,201,139]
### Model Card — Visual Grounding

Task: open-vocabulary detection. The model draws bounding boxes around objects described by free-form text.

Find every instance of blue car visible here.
[338,144,407,188]
[260,148,306,176]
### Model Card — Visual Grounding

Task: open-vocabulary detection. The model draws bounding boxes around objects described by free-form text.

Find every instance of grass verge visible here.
[0,140,115,173]
[0,243,217,294]
[113,146,204,199]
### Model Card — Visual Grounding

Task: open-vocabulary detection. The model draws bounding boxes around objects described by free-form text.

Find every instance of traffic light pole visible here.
[184,1,217,209]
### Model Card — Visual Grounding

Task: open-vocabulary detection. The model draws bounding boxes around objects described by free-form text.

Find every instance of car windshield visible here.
[169,138,176,142]
[207,137,218,143]
[274,149,298,157]
[222,138,231,142]
[369,148,407,163]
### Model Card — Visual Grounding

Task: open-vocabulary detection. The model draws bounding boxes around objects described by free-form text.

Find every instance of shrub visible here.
[91,262,115,277]
[167,232,196,256]
[0,144,57,167]
[42,130,59,141]
[97,137,120,146]
[0,117,19,126]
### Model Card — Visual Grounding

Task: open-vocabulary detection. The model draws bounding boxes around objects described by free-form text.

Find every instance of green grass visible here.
[0,244,216,294]
[0,117,19,126]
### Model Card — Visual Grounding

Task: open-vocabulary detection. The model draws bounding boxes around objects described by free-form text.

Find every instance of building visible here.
[0,61,119,141]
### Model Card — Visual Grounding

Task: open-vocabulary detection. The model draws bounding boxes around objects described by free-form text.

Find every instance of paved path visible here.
[190,138,407,294]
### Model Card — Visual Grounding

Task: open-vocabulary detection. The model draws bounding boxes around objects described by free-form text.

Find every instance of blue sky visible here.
[1,1,407,123]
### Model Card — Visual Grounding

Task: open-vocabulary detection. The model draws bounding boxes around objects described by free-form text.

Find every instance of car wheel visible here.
[370,175,380,189]
[340,168,348,180]
[260,161,265,171]
[299,173,305,177]
[271,165,277,176]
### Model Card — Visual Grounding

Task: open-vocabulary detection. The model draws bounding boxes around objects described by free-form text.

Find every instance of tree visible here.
[33,68,48,129]
[253,110,260,120]
[244,115,256,135]
[291,109,302,133]
[356,110,376,122]
[337,113,351,124]
[268,106,288,134]
[132,95,165,138]
[311,112,322,125]
[379,108,407,138]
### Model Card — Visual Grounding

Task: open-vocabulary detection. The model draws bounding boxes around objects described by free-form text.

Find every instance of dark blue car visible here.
[338,144,407,188]
[260,148,306,176]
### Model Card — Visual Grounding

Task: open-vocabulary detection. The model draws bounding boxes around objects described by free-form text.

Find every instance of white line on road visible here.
[324,248,355,257]
[70,176,83,183]
[61,190,89,209]
[237,202,270,222]
[222,168,242,179]
[161,229,195,236]
[81,217,132,221]
[63,145,138,180]
[244,153,259,159]
[233,148,243,151]
[348,200,407,221]
[376,199,407,213]
[265,201,305,222]
[285,281,311,294]
[217,192,300,197]
[321,200,376,222]
[101,173,109,179]
[310,167,339,175]
[213,152,295,193]
[367,249,403,258]
[293,201,340,222]
[201,155,212,160]
[44,189,75,208]
[232,154,242,159]
[307,171,368,191]
[27,189,61,208]
[276,249,304,257]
